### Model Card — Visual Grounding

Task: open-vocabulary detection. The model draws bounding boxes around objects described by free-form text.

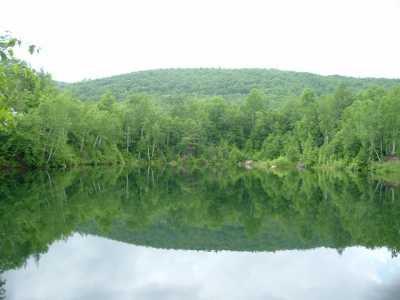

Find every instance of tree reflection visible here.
[1,167,400,272]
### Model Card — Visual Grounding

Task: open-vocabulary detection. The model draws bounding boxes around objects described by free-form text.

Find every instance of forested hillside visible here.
[1,34,400,171]
[65,68,400,102]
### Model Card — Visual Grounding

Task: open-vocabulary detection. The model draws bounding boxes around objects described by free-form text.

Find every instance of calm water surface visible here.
[1,167,400,299]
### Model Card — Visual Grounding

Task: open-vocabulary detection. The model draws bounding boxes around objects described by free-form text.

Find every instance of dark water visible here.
[1,167,400,299]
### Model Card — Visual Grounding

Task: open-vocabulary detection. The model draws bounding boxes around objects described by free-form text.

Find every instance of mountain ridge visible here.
[62,68,400,101]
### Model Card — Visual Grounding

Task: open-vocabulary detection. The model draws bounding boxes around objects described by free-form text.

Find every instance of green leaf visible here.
[28,45,36,55]
[7,48,13,57]
[7,38,17,47]
[0,51,7,62]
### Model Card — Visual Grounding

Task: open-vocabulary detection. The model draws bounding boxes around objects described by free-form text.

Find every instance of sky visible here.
[2,0,400,82]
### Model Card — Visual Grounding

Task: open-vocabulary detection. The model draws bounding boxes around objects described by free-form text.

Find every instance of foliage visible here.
[64,68,400,102]
[371,161,400,184]
[2,34,400,170]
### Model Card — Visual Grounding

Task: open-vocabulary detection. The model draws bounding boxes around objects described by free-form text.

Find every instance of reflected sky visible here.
[4,234,400,300]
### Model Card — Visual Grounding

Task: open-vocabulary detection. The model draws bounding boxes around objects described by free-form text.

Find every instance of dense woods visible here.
[1,34,400,170]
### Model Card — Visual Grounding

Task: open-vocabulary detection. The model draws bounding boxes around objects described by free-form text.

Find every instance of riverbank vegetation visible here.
[1,34,400,171]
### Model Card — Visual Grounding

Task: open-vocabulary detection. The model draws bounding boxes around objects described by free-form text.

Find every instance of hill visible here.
[79,220,345,253]
[64,68,400,101]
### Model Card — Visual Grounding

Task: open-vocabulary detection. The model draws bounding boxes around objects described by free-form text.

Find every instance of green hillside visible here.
[80,220,344,253]
[64,68,400,101]
[3,33,400,171]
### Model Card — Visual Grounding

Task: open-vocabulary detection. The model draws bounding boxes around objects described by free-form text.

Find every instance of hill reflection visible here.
[1,167,400,272]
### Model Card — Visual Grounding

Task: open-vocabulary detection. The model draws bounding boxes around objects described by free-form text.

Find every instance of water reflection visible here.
[3,234,400,300]
[1,167,400,299]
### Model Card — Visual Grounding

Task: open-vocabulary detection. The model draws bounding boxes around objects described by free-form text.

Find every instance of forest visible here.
[66,68,400,101]
[1,33,400,171]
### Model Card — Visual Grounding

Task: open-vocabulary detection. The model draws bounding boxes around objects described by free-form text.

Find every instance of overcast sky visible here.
[2,0,400,82]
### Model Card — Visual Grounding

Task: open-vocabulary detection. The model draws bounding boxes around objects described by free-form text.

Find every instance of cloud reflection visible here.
[4,234,400,300]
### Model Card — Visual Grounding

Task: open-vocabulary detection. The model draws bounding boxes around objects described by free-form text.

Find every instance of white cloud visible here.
[2,0,400,82]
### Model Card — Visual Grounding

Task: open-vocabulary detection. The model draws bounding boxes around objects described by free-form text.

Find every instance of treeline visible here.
[1,35,400,169]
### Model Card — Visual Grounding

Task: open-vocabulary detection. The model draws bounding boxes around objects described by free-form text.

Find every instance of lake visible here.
[1,167,400,299]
